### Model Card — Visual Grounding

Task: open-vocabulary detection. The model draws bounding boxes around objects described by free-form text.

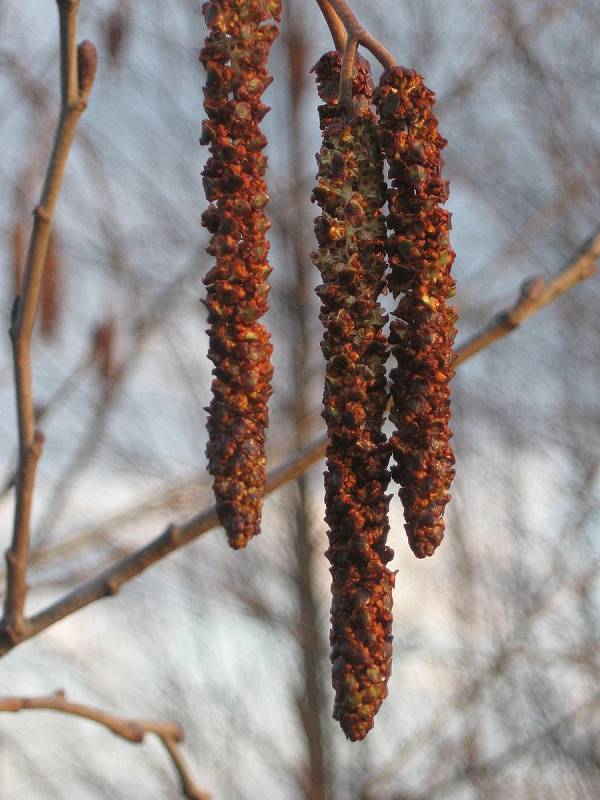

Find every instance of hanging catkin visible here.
[375,67,457,559]
[312,52,394,742]
[200,0,280,549]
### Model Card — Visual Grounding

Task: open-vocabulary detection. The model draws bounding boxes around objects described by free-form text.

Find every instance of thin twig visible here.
[0,348,98,500]
[340,35,359,117]
[325,0,396,69]
[161,736,211,800]
[0,229,597,657]
[398,691,600,800]
[33,257,203,548]
[314,0,347,50]
[1,0,96,640]
[457,226,600,364]
[0,691,209,800]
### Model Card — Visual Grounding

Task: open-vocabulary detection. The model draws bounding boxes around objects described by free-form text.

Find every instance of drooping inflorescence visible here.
[375,67,457,559]
[199,0,281,549]
[198,2,458,740]
[312,52,395,741]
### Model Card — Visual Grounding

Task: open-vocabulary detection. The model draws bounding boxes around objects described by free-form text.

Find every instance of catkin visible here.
[312,52,394,742]
[200,0,280,549]
[375,67,457,559]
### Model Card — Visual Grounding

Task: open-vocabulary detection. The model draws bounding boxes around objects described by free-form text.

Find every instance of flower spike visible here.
[375,67,457,559]
[312,51,394,741]
[200,0,281,549]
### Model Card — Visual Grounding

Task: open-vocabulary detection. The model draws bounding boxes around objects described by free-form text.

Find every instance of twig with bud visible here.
[1,0,97,642]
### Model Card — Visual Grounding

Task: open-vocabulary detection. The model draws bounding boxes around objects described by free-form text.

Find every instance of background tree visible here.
[0,0,599,797]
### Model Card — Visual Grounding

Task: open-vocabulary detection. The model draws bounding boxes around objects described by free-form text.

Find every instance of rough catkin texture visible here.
[200,0,280,549]
[375,67,457,559]
[311,52,394,742]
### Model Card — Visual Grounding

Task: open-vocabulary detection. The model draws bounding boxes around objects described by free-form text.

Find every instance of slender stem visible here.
[58,0,80,107]
[0,230,597,657]
[456,226,600,364]
[1,0,96,639]
[22,435,327,645]
[326,0,396,69]
[0,691,209,800]
[314,0,347,50]
[161,737,212,800]
[340,36,359,118]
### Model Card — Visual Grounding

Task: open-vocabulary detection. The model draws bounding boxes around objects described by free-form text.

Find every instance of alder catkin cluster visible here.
[200,0,281,549]
[199,5,458,741]
[375,67,457,559]
[312,52,395,742]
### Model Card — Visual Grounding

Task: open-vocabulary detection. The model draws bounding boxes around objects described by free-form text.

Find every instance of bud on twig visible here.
[77,40,98,97]
[375,67,457,559]
[312,52,394,741]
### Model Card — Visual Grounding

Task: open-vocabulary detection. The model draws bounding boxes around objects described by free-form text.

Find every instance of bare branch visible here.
[314,0,347,50]
[0,690,209,800]
[1,0,96,638]
[0,225,595,657]
[161,736,211,800]
[325,0,396,69]
[0,227,597,656]
[406,692,600,800]
[457,226,600,364]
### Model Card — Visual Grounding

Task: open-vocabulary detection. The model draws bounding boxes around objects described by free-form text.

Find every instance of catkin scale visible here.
[375,67,457,559]
[312,52,394,742]
[200,0,280,549]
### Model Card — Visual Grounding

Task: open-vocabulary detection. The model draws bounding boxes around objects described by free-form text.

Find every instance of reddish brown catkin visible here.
[200,0,280,549]
[375,68,457,559]
[312,52,394,742]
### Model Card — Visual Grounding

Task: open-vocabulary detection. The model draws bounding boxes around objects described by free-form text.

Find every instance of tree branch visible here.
[0,690,209,800]
[314,0,347,50]
[403,691,600,800]
[0,228,596,656]
[1,0,96,640]
[324,0,396,69]
[456,226,600,364]
[161,736,211,800]
[340,35,359,116]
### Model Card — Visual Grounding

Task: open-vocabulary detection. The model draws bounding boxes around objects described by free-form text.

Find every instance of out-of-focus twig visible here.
[33,256,203,548]
[1,0,96,642]
[0,690,209,800]
[0,229,597,657]
[161,736,211,800]
[397,691,600,800]
[365,462,600,796]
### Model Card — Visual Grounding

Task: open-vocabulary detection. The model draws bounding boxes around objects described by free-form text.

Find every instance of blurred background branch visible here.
[0,690,209,800]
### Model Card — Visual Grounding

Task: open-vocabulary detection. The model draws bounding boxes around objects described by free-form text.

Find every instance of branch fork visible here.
[1,0,97,643]
[315,0,396,117]
[0,691,209,800]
